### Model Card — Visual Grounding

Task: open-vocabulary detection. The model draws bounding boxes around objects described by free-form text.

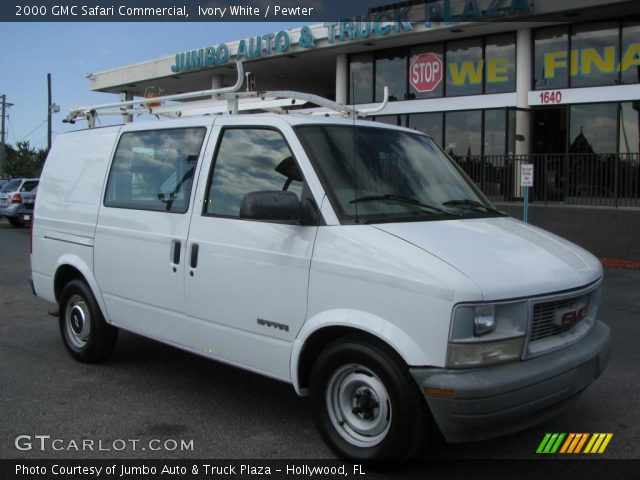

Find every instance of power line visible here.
[18,119,48,143]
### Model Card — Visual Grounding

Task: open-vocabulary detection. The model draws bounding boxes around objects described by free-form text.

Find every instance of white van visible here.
[31,90,610,460]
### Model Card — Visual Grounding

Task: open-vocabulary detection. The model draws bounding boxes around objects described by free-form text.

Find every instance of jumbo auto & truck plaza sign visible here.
[170,0,533,73]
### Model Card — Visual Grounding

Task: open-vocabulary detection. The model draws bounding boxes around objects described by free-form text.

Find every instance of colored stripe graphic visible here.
[536,433,565,454]
[574,433,589,454]
[584,433,614,454]
[536,433,552,454]
[559,433,576,453]
[538,433,612,454]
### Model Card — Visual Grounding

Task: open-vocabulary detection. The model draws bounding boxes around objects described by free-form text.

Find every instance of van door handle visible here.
[171,240,181,264]
[190,243,199,269]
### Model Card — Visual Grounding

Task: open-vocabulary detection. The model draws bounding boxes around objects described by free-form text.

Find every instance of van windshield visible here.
[295,125,504,223]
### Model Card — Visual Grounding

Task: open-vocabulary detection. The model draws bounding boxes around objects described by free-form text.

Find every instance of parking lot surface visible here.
[1,219,639,466]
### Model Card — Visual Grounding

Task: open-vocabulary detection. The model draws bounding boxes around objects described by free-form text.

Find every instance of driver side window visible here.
[204,128,303,217]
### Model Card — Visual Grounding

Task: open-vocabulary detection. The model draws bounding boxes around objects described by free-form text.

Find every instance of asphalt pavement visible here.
[1,218,639,472]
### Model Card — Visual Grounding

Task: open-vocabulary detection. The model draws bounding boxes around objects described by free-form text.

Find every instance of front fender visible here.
[290,308,430,395]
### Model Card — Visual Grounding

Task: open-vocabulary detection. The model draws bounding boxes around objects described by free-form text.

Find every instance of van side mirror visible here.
[240,191,302,222]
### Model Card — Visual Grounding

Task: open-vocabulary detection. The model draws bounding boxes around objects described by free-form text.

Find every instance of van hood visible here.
[374,216,602,301]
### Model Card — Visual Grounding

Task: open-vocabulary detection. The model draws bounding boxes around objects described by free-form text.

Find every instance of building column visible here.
[120,91,133,123]
[335,54,348,105]
[514,28,532,199]
[515,27,532,156]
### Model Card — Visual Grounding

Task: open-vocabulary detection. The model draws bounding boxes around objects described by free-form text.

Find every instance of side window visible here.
[104,127,206,213]
[21,181,39,192]
[205,128,303,217]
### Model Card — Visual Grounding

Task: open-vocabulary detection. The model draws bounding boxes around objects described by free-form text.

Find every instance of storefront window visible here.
[408,113,444,145]
[571,23,619,88]
[446,39,483,97]
[444,110,482,157]
[534,26,569,90]
[484,109,507,156]
[408,44,444,99]
[621,22,640,85]
[569,103,617,153]
[484,34,516,94]
[375,49,407,102]
[619,102,640,154]
[349,53,373,104]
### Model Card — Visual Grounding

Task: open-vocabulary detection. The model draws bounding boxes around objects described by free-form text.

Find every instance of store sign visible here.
[448,58,511,87]
[543,43,640,80]
[521,164,534,187]
[171,28,312,73]
[410,53,443,92]
[425,0,532,25]
[170,0,533,73]
[528,84,639,106]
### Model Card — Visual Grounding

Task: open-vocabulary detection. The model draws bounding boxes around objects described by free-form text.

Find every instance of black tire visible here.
[8,216,23,227]
[310,335,430,461]
[59,280,118,363]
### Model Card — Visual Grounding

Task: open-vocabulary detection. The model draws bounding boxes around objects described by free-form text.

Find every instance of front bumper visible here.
[411,320,611,443]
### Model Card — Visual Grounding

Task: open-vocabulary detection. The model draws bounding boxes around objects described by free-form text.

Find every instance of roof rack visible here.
[64,61,389,128]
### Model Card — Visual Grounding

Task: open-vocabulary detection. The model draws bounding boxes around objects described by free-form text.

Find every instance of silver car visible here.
[0,178,39,227]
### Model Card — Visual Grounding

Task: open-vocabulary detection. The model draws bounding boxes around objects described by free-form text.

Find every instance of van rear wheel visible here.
[309,336,428,460]
[59,280,118,363]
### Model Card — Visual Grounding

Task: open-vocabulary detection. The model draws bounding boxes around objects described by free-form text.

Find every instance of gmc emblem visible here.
[554,305,587,328]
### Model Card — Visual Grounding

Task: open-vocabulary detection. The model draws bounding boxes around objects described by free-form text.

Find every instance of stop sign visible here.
[410,53,443,93]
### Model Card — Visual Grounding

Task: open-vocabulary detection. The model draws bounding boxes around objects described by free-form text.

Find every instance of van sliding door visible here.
[184,121,318,380]
[94,123,209,343]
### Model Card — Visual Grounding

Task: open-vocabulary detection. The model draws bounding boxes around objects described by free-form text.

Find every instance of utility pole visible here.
[1,94,15,176]
[47,73,52,153]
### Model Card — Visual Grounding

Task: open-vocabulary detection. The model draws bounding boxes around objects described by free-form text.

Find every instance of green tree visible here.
[2,141,46,178]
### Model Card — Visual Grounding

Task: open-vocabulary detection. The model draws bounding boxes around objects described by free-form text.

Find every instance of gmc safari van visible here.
[31,89,610,460]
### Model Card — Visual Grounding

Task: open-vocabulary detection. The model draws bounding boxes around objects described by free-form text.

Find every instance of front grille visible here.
[530,294,590,342]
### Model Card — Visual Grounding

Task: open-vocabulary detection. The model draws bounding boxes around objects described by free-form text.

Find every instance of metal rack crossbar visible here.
[64,61,389,127]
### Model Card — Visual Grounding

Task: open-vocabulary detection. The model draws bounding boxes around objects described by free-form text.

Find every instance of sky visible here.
[0,22,306,150]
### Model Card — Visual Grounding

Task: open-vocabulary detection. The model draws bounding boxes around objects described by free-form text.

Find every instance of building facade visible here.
[88,0,640,222]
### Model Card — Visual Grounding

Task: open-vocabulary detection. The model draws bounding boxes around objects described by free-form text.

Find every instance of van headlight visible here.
[447,302,528,367]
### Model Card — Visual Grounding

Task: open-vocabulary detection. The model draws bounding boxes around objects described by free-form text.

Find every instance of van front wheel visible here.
[59,280,118,363]
[309,337,428,460]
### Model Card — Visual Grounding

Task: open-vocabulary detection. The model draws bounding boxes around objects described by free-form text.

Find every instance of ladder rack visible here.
[65,61,389,127]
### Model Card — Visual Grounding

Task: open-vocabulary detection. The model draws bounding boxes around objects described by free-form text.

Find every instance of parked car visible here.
[19,185,37,225]
[0,178,39,227]
[31,108,609,461]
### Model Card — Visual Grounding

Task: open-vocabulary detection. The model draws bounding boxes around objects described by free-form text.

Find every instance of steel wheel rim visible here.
[65,294,90,349]
[326,364,392,448]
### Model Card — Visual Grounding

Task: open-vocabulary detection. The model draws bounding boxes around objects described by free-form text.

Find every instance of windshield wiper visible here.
[350,194,458,216]
[442,199,505,215]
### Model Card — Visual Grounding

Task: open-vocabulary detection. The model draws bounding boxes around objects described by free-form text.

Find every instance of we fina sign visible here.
[170,0,532,73]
